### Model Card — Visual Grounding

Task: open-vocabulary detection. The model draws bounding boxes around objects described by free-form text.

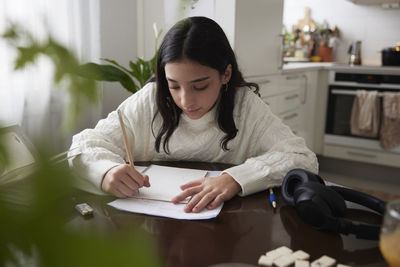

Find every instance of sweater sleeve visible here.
[222,90,318,196]
[68,83,155,195]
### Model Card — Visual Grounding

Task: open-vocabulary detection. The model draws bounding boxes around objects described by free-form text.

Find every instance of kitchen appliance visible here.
[348,41,362,65]
[382,42,400,66]
[323,68,400,167]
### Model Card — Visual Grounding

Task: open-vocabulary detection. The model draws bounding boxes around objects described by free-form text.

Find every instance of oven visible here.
[323,69,400,167]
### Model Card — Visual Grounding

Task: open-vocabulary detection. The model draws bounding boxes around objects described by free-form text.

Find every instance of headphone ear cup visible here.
[294,183,346,232]
[281,169,325,206]
[296,182,347,217]
[294,184,332,229]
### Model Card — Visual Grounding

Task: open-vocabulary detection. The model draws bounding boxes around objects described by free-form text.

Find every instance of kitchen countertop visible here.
[282,62,400,75]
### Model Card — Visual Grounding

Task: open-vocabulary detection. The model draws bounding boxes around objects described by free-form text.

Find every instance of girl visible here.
[69,16,318,213]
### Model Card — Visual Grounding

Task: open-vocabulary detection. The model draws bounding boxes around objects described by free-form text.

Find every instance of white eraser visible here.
[292,250,310,260]
[295,260,310,267]
[311,255,336,267]
[273,254,296,267]
[258,255,273,266]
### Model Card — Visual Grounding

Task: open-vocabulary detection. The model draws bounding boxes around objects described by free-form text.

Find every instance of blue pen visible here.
[269,188,277,209]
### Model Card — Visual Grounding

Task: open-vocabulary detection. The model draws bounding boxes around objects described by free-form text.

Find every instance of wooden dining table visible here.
[0,162,398,267]
[62,161,397,267]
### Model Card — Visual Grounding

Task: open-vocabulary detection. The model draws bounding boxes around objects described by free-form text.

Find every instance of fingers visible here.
[143,174,151,187]
[126,167,147,187]
[173,174,241,213]
[186,191,216,213]
[172,181,216,213]
[205,194,225,210]
[180,179,203,190]
[102,164,151,198]
[171,185,201,204]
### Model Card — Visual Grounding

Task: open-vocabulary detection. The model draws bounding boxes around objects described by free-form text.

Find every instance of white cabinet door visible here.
[215,0,283,77]
[140,0,283,76]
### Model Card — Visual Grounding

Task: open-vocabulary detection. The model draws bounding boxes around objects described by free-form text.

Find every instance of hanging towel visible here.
[380,92,400,149]
[350,90,380,138]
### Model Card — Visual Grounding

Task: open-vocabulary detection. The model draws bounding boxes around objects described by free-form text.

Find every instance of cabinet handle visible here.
[285,94,299,100]
[347,151,377,158]
[257,79,271,85]
[285,75,299,80]
[282,113,298,120]
[301,74,308,104]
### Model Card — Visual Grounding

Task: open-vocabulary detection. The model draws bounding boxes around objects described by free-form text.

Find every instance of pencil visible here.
[117,109,134,168]
[269,188,277,209]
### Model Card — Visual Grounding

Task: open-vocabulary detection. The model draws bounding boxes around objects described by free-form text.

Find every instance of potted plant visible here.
[79,23,162,94]
[316,21,339,62]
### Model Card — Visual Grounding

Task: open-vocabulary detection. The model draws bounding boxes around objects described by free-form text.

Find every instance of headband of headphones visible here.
[281,168,386,240]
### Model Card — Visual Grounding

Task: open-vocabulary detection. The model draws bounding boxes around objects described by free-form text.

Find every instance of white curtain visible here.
[0,0,101,151]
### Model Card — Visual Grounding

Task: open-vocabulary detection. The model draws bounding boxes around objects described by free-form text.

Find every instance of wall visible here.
[283,0,400,65]
[99,0,137,118]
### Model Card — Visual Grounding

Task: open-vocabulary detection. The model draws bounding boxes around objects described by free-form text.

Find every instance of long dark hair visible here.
[152,16,258,154]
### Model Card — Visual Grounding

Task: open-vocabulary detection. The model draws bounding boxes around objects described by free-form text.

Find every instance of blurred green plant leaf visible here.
[0,21,160,267]
[0,128,9,174]
[0,151,160,267]
[78,23,161,94]
[78,63,138,93]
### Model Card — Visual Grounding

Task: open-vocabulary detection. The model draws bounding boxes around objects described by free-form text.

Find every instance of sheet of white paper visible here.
[108,198,223,220]
[134,166,148,173]
[108,166,224,220]
[132,165,208,203]
[205,170,221,178]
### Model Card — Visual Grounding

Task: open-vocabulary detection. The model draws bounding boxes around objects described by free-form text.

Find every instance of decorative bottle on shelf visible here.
[348,41,362,65]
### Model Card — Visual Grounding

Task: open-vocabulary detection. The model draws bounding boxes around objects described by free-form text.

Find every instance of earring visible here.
[224,83,228,93]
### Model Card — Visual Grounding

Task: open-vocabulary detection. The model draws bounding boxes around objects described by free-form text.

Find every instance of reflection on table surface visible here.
[3,161,397,267]
[66,161,393,267]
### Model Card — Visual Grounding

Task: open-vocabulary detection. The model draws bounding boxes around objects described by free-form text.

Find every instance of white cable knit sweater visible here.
[69,82,318,196]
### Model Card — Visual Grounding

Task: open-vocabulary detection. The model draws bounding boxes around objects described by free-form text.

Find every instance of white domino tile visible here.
[266,246,293,260]
[260,246,339,267]
[258,255,273,266]
[311,255,336,267]
[295,260,310,267]
[292,250,310,261]
[273,254,296,267]
[275,246,293,256]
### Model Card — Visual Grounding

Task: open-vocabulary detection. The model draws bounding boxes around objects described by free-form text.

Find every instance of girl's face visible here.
[165,58,231,120]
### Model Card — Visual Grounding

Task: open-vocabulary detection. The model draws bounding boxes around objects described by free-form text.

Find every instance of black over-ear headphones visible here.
[281,169,387,240]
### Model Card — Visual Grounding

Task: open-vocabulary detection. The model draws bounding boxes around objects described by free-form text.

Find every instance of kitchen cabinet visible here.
[150,0,283,77]
[214,0,284,77]
[250,71,318,152]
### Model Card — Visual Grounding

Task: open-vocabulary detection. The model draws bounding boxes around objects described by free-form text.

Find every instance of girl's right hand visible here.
[101,164,150,198]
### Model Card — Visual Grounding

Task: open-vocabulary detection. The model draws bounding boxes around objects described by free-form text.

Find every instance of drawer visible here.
[323,144,400,168]
[281,74,306,93]
[254,75,281,98]
[278,90,301,114]
[264,90,301,115]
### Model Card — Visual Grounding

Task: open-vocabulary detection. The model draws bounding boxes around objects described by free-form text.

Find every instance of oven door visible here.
[324,85,400,153]
[325,85,382,138]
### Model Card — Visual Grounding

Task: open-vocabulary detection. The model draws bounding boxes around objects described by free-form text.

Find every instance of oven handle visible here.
[331,89,384,97]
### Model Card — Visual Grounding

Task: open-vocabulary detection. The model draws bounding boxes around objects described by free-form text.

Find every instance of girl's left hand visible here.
[171,173,241,213]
